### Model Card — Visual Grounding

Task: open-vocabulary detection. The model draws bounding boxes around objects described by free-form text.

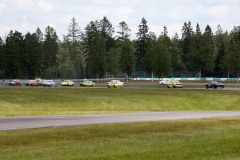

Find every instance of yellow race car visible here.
[38,79,45,86]
[107,80,124,88]
[61,80,74,86]
[80,81,95,86]
[166,80,183,88]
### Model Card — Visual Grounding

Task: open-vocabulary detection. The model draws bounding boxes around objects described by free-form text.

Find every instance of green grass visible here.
[1,117,240,160]
[1,86,240,116]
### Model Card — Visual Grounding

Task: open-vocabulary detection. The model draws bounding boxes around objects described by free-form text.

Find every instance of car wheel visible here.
[167,85,169,88]
[108,85,110,88]
[173,85,176,88]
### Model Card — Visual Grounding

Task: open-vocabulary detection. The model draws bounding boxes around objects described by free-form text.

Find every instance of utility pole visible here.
[199,70,201,80]
[238,73,239,84]
[228,70,229,81]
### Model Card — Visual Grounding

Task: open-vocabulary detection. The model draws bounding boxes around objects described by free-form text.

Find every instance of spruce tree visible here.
[0,37,6,78]
[43,26,59,78]
[67,17,82,79]
[89,31,105,78]
[23,32,41,78]
[223,26,240,76]
[170,33,185,71]
[5,31,24,78]
[181,21,193,64]
[135,17,149,72]
[83,21,99,78]
[142,31,157,75]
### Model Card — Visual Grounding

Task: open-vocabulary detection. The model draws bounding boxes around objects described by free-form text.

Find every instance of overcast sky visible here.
[0,0,239,40]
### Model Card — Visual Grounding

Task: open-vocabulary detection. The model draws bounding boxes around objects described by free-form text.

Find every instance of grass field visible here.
[0,86,240,116]
[0,117,240,160]
[1,86,240,159]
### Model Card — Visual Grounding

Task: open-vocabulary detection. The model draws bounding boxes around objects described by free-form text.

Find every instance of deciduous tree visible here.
[120,40,135,77]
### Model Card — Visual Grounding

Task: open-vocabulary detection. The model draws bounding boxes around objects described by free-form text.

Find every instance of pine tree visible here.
[23,32,42,78]
[89,31,105,78]
[135,17,149,72]
[5,31,24,78]
[34,28,44,77]
[202,24,215,74]
[170,33,185,71]
[116,21,135,77]
[43,26,59,78]
[67,17,82,79]
[152,37,171,77]
[36,27,43,42]
[181,21,193,63]
[83,21,99,78]
[0,37,6,78]
[142,31,157,75]
[117,21,131,41]
[223,26,240,76]
[187,24,215,75]
[99,16,115,52]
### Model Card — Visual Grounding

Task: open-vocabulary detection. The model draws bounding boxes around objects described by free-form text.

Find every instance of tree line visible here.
[0,17,240,79]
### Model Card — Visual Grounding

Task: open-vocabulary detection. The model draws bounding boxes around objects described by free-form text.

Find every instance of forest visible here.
[0,16,240,79]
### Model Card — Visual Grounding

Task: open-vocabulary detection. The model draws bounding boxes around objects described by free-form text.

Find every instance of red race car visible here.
[28,80,39,86]
[9,79,22,86]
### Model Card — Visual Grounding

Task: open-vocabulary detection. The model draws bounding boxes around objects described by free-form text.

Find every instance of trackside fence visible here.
[129,77,239,81]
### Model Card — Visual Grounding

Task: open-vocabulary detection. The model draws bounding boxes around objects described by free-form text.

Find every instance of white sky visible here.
[0,0,239,40]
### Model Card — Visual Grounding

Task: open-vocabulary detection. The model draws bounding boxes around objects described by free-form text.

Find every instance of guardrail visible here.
[130,77,239,81]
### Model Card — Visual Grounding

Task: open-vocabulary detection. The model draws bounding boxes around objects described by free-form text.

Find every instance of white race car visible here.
[43,80,57,87]
[159,79,172,85]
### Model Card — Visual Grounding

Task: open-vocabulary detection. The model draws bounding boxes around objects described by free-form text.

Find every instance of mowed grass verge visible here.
[1,117,240,160]
[1,86,240,116]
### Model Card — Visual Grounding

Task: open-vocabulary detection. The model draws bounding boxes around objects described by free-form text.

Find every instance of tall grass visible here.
[0,87,240,116]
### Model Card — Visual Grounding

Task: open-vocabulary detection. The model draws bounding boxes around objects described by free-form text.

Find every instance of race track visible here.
[1,111,240,131]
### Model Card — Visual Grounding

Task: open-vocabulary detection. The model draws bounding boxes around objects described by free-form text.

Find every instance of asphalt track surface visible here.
[1,79,239,87]
[1,111,240,131]
[2,82,240,90]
